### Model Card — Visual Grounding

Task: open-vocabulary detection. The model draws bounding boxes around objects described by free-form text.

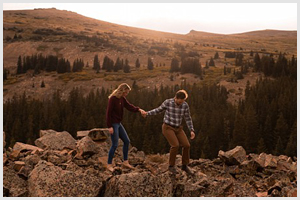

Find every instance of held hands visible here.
[190,131,195,140]
[139,109,147,118]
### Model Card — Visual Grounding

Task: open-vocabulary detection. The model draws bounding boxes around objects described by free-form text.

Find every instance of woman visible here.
[106,83,146,172]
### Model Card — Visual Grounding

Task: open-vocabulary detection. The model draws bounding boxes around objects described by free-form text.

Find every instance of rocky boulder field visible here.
[3,130,297,197]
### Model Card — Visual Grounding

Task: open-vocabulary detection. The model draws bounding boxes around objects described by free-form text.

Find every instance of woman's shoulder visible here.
[109,96,118,101]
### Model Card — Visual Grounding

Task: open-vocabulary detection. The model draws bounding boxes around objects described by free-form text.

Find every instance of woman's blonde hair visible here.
[108,83,131,99]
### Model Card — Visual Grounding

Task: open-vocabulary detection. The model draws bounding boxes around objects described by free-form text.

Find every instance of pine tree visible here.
[231,111,246,148]
[285,121,296,157]
[250,50,254,56]
[170,57,180,72]
[214,52,219,59]
[205,60,209,69]
[245,105,259,153]
[17,56,23,74]
[41,80,45,88]
[257,138,268,154]
[209,57,215,66]
[93,55,101,72]
[147,57,154,70]
[274,112,289,149]
[254,53,261,72]
[274,137,284,156]
[123,59,130,73]
[135,58,140,69]
[114,57,122,72]
[263,115,274,153]
[3,68,8,80]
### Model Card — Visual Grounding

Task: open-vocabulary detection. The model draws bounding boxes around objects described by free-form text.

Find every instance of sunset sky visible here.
[2,3,297,34]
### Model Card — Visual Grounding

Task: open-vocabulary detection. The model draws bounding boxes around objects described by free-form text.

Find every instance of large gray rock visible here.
[34,131,76,150]
[76,136,100,157]
[104,171,173,197]
[218,146,247,165]
[28,160,105,197]
[3,166,28,197]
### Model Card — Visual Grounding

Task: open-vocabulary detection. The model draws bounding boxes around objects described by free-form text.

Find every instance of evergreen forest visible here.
[3,54,297,159]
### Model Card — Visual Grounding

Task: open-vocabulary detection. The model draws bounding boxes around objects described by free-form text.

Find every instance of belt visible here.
[164,123,180,129]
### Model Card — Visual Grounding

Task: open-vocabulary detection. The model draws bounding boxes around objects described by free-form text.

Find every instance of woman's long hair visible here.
[108,83,131,99]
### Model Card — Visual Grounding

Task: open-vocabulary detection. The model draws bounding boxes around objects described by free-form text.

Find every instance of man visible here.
[143,90,195,174]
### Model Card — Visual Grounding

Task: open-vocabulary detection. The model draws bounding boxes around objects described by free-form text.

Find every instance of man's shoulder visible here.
[183,101,189,108]
[165,98,174,104]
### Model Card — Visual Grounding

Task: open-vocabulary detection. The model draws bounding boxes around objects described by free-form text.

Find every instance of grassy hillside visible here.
[3,8,297,103]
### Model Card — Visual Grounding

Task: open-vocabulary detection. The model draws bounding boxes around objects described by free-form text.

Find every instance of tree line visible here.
[4,54,296,159]
[15,54,157,75]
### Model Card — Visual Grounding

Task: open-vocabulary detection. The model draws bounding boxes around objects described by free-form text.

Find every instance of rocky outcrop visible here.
[28,160,108,197]
[3,129,297,197]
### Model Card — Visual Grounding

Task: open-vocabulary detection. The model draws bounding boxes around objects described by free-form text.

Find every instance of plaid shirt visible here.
[147,98,194,132]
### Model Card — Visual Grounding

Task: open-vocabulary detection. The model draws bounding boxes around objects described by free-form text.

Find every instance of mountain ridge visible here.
[4,8,297,37]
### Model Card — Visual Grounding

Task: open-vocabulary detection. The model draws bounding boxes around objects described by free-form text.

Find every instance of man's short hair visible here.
[175,90,188,100]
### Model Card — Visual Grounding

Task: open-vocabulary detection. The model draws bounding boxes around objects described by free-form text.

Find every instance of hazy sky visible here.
[2,3,297,34]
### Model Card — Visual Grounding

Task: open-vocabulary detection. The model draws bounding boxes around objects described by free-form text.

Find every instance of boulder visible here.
[264,154,278,168]
[34,131,76,150]
[104,171,173,197]
[47,154,69,165]
[128,147,146,165]
[13,161,25,172]
[18,154,41,178]
[240,160,262,175]
[277,160,297,172]
[13,142,44,153]
[251,153,278,168]
[76,136,100,158]
[77,130,89,139]
[174,171,209,197]
[28,160,105,197]
[8,149,21,161]
[218,146,247,165]
[39,129,57,138]
[88,128,110,141]
[3,166,28,197]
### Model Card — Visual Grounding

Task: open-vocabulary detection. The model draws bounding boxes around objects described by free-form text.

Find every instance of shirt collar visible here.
[173,98,183,108]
